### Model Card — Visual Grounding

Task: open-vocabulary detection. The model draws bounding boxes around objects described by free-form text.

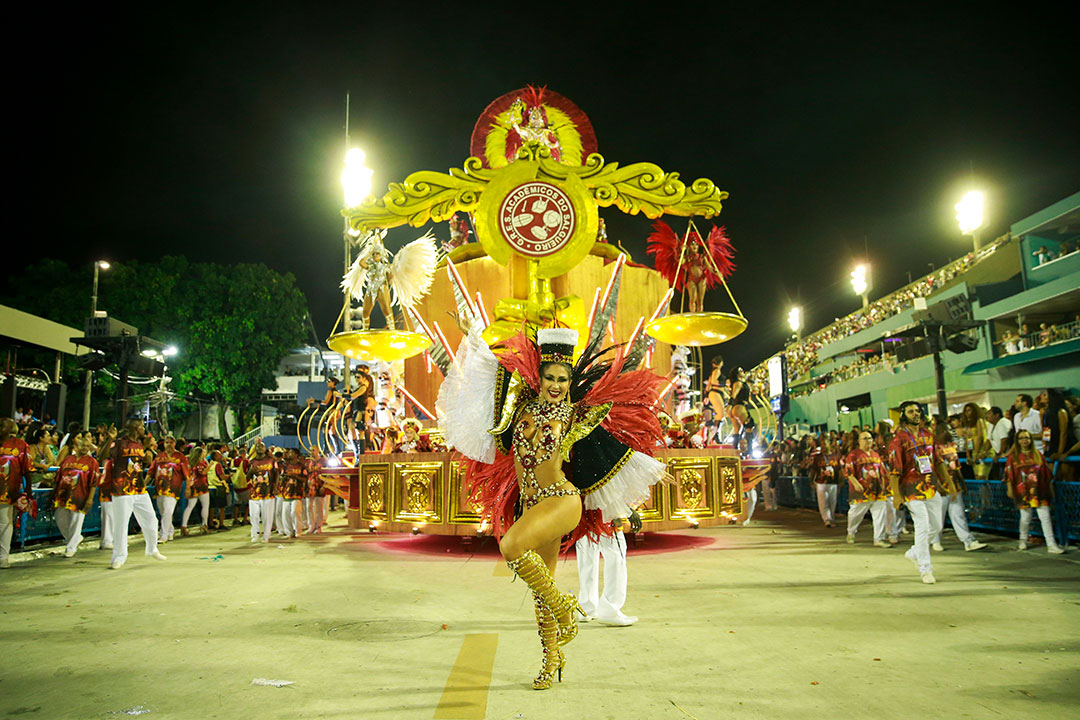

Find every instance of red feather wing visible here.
[704,225,736,289]
[645,220,684,289]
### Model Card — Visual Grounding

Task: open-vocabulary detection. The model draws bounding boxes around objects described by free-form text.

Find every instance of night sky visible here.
[20,5,1079,373]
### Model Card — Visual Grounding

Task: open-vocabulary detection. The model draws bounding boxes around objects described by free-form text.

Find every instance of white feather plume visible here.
[341,254,367,302]
[390,231,438,309]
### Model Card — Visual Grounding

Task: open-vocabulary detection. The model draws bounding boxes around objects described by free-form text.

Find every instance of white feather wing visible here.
[341,254,367,301]
[390,231,437,308]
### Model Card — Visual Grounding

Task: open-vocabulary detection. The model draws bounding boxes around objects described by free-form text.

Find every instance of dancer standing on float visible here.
[437,324,670,690]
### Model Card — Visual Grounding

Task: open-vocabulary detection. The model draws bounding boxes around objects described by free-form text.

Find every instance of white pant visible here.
[312,495,328,532]
[55,508,86,555]
[99,500,113,548]
[249,498,275,542]
[762,476,777,510]
[1020,506,1059,548]
[903,498,933,574]
[157,495,177,541]
[278,499,298,537]
[815,484,837,524]
[885,500,905,538]
[928,493,975,545]
[576,531,628,618]
[273,497,285,534]
[109,493,159,566]
[0,504,12,561]
[847,500,887,541]
[181,493,209,528]
[744,488,758,522]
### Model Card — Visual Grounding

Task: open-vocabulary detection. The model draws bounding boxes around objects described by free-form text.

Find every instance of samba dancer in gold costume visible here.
[438,326,670,689]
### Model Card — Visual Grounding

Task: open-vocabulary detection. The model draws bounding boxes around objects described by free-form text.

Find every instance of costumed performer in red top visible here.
[1003,429,1064,554]
[246,441,279,543]
[1,417,35,568]
[149,434,190,543]
[841,430,890,546]
[52,431,99,557]
[99,419,166,569]
[180,445,210,536]
[437,324,671,690]
[929,420,987,552]
[887,401,944,584]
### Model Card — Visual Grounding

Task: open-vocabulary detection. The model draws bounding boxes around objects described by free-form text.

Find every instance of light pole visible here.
[787,306,802,342]
[81,260,110,429]
[955,190,985,252]
[850,263,870,309]
[341,147,373,335]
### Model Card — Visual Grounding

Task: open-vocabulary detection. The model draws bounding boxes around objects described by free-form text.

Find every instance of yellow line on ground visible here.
[433,633,498,720]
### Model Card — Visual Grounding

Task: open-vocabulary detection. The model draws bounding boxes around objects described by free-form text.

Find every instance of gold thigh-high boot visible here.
[506,549,582,646]
[532,592,564,689]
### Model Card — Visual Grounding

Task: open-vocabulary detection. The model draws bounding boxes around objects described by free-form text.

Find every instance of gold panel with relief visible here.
[359,463,390,522]
[448,460,485,524]
[636,480,666,522]
[391,461,445,523]
[716,456,743,515]
[666,457,716,519]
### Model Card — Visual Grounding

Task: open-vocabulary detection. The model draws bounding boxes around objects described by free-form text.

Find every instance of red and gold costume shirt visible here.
[812,449,840,484]
[1003,452,1052,508]
[98,460,113,501]
[54,454,99,512]
[149,451,190,499]
[190,459,209,494]
[935,441,966,496]
[280,460,306,501]
[842,448,888,502]
[887,426,940,501]
[0,437,33,504]
[108,438,149,496]
[247,457,278,501]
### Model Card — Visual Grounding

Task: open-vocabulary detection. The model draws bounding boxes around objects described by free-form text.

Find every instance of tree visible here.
[170,262,307,439]
[2,256,309,436]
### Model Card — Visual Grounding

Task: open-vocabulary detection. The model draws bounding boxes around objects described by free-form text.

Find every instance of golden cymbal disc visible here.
[645,312,747,346]
[327,330,432,362]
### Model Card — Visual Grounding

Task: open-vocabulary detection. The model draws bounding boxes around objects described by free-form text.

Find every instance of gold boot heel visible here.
[532,594,564,690]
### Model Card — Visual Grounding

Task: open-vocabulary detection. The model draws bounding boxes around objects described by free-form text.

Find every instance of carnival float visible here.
[305,87,768,535]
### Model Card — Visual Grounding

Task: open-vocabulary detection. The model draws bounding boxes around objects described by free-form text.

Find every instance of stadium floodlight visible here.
[955,190,986,252]
[850,264,868,296]
[787,307,802,334]
[342,148,373,208]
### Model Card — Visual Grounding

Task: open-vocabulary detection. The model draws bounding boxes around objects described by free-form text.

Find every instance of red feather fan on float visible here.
[646,220,736,291]
[465,333,664,551]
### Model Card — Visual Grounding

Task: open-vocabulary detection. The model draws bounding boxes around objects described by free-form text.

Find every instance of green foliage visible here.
[2,257,309,434]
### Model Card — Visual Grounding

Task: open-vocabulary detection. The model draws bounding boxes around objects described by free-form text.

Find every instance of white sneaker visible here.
[932,542,945,552]
[1048,546,1065,555]
[921,572,936,584]
[101,543,114,550]
[965,541,988,551]
[887,536,899,545]
[0,558,10,569]
[574,610,591,623]
[845,534,855,544]
[742,519,751,526]
[151,550,168,561]
[593,612,638,626]
[64,549,76,558]
[1017,540,1028,551]
[873,540,891,548]
[109,559,124,569]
